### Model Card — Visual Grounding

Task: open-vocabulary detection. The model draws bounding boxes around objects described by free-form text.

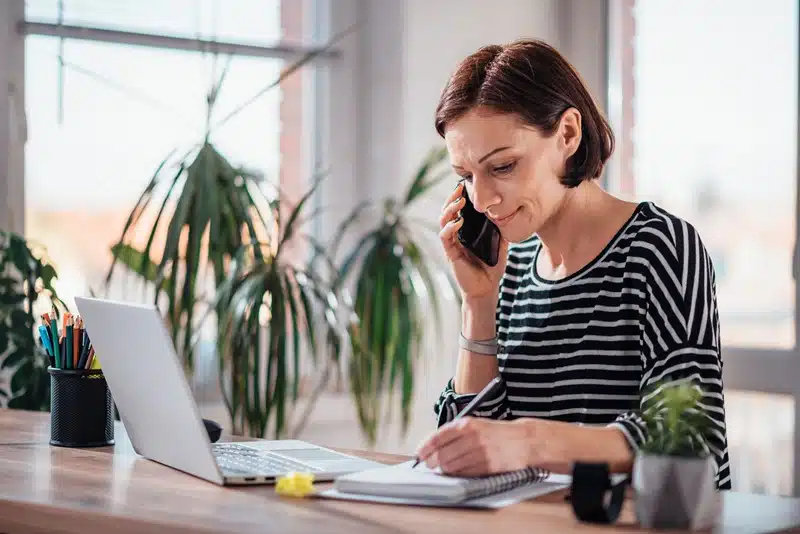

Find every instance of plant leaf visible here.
[1,350,27,370]
[283,271,302,403]
[327,200,374,261]
[110,244,167,288]
[402,146,449,207]
[276,176,325,256]
[104,148,181,285]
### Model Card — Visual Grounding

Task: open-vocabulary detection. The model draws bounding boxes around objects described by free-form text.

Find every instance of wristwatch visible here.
[569,462,629,524]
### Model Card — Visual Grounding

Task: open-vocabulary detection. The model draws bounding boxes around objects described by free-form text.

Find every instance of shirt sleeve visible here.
[433,376,512,427]
[608,216,732,490]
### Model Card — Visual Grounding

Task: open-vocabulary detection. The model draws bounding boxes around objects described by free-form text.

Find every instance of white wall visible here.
[402,0,562,187]
[298,0,609,454]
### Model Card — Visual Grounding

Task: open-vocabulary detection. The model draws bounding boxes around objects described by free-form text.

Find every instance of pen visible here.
[411,376,505,468]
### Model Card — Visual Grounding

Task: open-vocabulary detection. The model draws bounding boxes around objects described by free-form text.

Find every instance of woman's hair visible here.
[435,39,614,187]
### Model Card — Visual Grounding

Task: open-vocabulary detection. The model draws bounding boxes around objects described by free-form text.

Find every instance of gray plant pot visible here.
[633,453,721,530]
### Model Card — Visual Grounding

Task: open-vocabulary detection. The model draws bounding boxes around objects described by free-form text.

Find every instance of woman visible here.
[415,39,730,490]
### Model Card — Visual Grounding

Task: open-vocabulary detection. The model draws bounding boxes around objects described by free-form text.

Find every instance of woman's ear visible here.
[558,108,582,159]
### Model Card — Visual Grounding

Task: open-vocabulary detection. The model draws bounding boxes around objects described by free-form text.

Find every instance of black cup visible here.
[49,367,115,447]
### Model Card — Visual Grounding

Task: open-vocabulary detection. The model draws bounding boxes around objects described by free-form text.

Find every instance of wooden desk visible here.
[1,409,799,534]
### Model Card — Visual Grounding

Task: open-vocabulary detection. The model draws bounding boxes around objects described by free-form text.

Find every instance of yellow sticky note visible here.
[275,472,315,498]
[91,356,101,369]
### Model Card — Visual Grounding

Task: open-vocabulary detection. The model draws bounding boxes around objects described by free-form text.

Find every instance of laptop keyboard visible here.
[212,443,323,475]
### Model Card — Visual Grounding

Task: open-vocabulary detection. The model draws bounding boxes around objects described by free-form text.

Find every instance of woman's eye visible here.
[493,162,515,175]
[460,174,473,183]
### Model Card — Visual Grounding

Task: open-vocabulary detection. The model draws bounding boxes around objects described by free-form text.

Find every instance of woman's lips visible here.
[490,208,520,227]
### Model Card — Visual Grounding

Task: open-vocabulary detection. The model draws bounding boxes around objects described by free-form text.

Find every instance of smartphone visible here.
[456,185,501,266]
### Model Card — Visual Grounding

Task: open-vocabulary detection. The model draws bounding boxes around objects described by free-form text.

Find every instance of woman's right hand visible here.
[439,182,508,301]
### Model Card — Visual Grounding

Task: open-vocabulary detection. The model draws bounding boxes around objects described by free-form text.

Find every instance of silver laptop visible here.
[74,296,382,486]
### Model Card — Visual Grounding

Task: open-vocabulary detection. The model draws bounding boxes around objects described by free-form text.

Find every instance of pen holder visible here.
[49,367,115,447]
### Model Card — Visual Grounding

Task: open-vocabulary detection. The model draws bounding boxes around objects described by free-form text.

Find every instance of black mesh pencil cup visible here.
[49,367,115,447]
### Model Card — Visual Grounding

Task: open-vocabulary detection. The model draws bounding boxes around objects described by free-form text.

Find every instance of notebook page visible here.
[334,460,467,502]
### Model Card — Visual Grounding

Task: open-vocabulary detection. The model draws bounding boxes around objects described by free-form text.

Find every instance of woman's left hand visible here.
[415,418,534,476]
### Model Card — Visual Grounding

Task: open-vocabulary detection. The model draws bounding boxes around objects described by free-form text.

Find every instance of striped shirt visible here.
[434,201,731,490]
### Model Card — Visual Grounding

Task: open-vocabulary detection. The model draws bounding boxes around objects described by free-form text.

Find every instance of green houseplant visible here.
[634,381,721,530]
[104,33,359,439]
[214,179,352,438]
[327,147,461,444]
[0,232,66,410]
[105,49,325,372]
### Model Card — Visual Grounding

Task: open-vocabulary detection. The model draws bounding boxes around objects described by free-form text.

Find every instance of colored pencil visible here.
[73,317,81,368]
[59,336,68,369]
[65,316,74,370]
[38,325,54,367]
[85,346,95,370]
[49,308,61,368]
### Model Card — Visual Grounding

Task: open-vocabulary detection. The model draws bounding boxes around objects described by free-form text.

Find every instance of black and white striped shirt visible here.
[434,201,731,490]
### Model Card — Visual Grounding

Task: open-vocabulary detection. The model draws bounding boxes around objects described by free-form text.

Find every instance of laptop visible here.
[74,296,383,486]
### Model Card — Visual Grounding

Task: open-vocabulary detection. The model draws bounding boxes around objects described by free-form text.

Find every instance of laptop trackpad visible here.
[272,447,360,467]
[233,440,379,470]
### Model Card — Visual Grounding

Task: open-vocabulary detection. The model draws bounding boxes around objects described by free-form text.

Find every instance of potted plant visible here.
[214,179,352,438]
[326,146,461,444]
[634,380,722,530]
[0,232,66,410]
[105,31,350,373]
[104,29,364,440]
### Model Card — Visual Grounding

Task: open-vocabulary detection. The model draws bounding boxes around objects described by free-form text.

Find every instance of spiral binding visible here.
[462,467,551,500]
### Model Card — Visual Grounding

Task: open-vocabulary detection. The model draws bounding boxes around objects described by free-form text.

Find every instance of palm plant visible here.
[328,147,461,444]
[104,31,359,439]
[105,40,342,372]
[214,179,352,438]
[105,139,275,372]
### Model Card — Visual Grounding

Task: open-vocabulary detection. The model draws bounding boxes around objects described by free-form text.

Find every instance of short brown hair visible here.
[435,39,614,187]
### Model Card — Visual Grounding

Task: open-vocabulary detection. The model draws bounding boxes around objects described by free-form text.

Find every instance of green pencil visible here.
[50,308,61,368]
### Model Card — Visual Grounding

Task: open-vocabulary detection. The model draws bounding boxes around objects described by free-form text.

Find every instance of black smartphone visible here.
[456,185,501,266]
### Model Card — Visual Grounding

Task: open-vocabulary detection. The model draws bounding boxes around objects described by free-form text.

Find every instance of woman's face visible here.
[443,106,580,243]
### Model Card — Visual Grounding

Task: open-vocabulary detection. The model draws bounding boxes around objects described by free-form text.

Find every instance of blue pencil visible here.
[38,325,54,367]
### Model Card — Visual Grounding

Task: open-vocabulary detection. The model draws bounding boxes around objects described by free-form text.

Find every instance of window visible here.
[607,0,798,349]
[22,0,320,400]
[608,0,800,496]
[23,0,307,311]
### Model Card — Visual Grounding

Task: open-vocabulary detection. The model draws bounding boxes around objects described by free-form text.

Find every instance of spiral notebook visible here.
[322,460,566,508]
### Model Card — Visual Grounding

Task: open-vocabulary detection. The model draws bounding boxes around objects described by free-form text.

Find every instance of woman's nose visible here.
[470,179,497,213]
